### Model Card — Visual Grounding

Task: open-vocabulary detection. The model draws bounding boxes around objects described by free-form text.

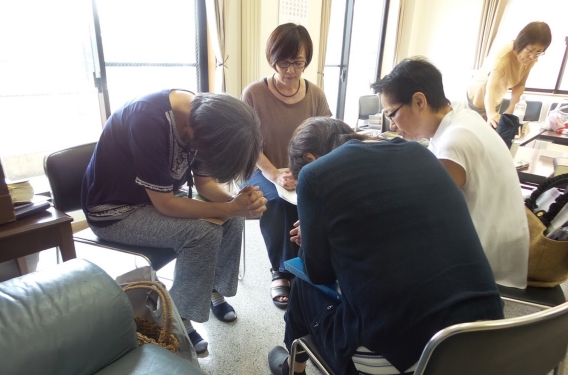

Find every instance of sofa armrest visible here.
[0,259,138,375]
[94,344,207,375]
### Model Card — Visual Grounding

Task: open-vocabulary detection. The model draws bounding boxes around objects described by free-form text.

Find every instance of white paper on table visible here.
[271,168,297,205]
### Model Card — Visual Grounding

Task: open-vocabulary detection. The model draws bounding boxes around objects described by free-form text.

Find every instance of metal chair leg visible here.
[290,336,334,375]
[232,179,246,281]
[238,222,245,280]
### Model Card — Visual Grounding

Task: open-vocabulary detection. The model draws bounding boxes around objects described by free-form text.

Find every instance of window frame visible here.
[92,0,209,120]
[525,36,568,95]
[324,0,390,122]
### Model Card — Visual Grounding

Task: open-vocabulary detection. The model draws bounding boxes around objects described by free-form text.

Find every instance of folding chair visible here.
[290,301,568,375]
[413,300,568,375]
[356,94,381,131]
[498,283,566,310]
[44,142,178,277]
[500,98,543,122]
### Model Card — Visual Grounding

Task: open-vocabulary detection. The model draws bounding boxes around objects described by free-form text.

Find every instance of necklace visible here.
[272,73,301,98]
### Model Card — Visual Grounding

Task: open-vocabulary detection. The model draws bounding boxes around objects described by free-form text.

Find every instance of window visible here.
[492,0,568,94]
[0,0,207,190]
[323,0,388,126]
[0,0,101,187]
[95,0,207,112]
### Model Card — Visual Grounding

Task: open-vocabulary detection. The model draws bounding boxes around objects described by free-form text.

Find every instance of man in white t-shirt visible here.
[372,57,529,289]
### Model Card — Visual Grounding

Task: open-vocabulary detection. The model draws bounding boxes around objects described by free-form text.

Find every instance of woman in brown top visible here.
[467,22,551,127]
[241,23,331,308]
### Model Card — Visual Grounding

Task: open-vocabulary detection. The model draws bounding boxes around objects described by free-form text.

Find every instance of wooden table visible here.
[536,130,568,146]
[514,147,557,185]
[513,122,546,146]
[0,207,75,274]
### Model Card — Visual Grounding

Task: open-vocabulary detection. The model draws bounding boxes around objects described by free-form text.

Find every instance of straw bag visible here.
[116,267,200,366]
[122,280,180,354]
[525,174,568,287]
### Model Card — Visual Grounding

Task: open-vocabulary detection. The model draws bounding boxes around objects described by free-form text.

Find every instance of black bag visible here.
[496,113,521,149]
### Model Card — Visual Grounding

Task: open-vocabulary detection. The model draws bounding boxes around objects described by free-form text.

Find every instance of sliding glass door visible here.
[0,0,206,190]
[0,0,102,186]
[324,0,388,127]
[94,0,204,113]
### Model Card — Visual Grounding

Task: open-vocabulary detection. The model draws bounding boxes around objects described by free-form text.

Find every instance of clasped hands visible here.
[273,169,297,190]
[290,220,301,246]
[231,185,267,218]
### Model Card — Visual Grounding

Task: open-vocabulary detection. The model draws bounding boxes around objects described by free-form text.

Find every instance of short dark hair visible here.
[288,117,371,179]
[266,23,313,69]
[513,22,552,53]
[371,57,450,112]
[189,93,261,183]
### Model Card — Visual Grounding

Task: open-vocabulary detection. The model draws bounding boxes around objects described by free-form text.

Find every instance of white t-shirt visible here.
[429,102,529,288]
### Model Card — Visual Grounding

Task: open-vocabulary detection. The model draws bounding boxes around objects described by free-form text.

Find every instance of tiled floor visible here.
[31,219,568,375]
[34,219,311,375]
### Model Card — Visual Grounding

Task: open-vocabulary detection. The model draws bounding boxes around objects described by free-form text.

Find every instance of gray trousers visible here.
[466,91,501,120]
[91,205,243,322]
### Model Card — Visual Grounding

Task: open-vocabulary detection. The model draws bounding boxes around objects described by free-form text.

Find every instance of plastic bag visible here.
[543,102,568,132]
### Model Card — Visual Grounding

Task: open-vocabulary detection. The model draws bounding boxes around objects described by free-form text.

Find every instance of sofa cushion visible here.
[0,259,138,375]
[94,344,206,375]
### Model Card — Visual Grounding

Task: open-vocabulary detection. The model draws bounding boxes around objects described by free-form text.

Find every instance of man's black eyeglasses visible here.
[386,103,405,121]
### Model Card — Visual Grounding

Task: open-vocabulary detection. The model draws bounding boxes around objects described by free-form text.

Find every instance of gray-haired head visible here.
[190,93,262,183]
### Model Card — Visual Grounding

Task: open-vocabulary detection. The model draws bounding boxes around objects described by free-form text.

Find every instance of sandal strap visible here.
[270,285,290,300]
[271,268,293,281]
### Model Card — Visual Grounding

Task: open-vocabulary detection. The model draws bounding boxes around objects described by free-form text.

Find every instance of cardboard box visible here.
[553,157,568,177]
[0,160,16,224]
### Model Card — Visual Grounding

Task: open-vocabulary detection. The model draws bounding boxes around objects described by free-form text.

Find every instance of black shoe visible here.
[268,346,290,375]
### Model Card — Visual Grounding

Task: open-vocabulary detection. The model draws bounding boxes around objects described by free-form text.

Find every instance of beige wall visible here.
[228,0,482,100]
[223,0,564,117]
[256,0,322,84]
[221,0,323,97]
[395,0,484,101]
[392,0,564,117]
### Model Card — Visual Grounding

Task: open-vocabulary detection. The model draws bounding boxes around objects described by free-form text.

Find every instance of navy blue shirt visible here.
[298,138,504,373]
[81,90,207,226]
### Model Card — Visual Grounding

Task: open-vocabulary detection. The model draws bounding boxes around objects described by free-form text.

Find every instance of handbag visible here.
[122,281,180,354]
[117,267,200,367]
[496,113,521,149]
[525,173,568,287]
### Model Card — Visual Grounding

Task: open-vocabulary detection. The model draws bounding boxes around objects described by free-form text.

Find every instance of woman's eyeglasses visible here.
[524,48,545,58]
[276,60,307,69]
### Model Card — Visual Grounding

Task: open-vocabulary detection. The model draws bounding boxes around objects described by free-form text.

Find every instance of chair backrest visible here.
[43,142,97,213]
[413,301,568,375]
[548,101,568,116]
[357,94,382,131]
[500,99,543,122]
[358,94,381,120]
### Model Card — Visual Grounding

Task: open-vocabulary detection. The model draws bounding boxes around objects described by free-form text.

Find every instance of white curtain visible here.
[205,0,228,92]
[317,0,332,89]
[241,0,261,94]
[473,0,509,69]
[391,0,406,69]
